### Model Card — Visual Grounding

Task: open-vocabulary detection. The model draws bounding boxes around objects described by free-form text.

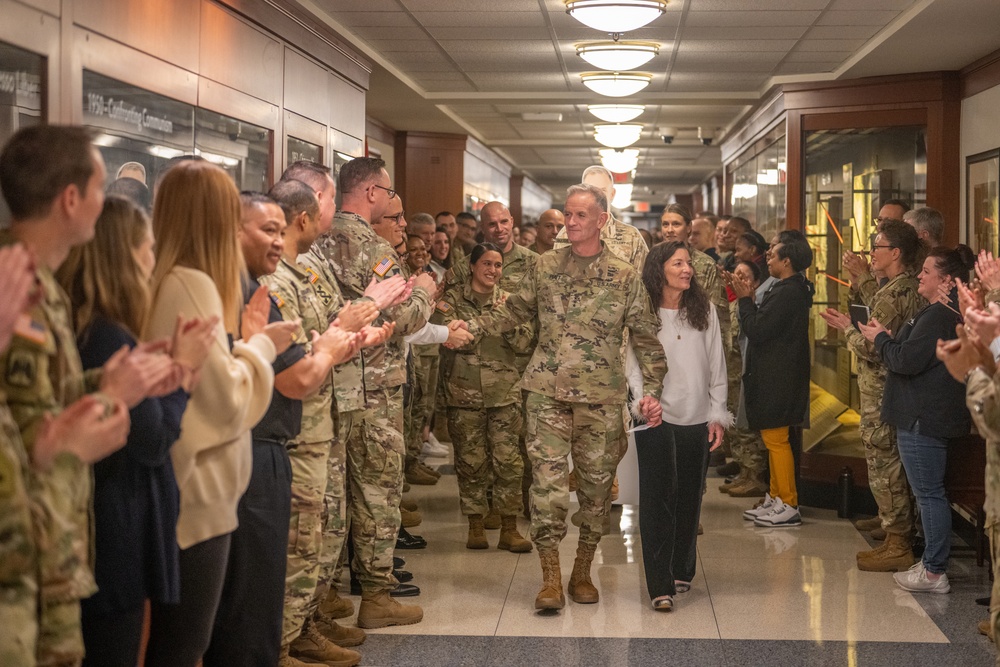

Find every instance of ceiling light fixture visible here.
[599,148,640,173]
[588,104,645,123]
[565,0,668,33]
[612,183,634,210]
[594,123,643,148]
[581,72,652,97]
[576,41,659,71]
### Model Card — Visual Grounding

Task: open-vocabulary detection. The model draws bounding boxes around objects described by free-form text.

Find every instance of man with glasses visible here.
[455,212,479,255]
[310,157,436,629]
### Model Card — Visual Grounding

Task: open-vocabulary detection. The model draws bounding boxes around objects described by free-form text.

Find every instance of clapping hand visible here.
[312,325,360,365]
[100,345,178,408]
[240,286,271,341]
[956,278,985,317]
[723,270,754,300]
[333,300,380,333]
[964,303,1000,346]
[32,395,131,470]
[363,275,410,310]
[937,321,996,382]
[819,307,852,332]
[976,250,1000,292]
[358,321,395,348]
[262,320,300,355]
[857,317,889,343]
[0,244,36,352]
[842,251,869,281]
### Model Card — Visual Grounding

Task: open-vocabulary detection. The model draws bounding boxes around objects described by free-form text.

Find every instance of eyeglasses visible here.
[873,216,902,225]
[370,183,397,199]
[382,213,404,224]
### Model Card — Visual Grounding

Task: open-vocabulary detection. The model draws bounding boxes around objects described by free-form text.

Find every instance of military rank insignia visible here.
[373,256,396,277]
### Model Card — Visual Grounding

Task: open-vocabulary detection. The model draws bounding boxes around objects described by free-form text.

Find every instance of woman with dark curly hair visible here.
[630,241,730,612]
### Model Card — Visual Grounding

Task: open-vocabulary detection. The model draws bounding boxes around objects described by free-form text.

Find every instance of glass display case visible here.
[727,127,786,243]
[967,149,1000,255]
[803,125,927,457]
[0,41,44,223]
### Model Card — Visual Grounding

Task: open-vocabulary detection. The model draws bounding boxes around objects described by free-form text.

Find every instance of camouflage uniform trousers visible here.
[990,523,1000,666]
[281,438,333,648]
[315,414,350,606]
[859,389,913,537]
[37,600,82,667]
[406,355,439,462]
[346,388,404,595]
[525,392,623,551]
[447,404,524,516]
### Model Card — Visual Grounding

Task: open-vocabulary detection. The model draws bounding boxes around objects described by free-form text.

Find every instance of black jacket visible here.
[738,273,814,430]
[875,300,970,438]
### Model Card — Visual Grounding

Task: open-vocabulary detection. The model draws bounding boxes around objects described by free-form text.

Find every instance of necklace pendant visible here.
[676,334,681,340]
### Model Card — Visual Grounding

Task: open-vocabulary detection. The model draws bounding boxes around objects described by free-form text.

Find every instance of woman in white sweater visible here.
[632,241,730,612]
[143,161,295,667]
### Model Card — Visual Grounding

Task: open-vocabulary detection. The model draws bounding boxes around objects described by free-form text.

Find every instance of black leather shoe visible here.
[393,556,406,569]
[396,527,427,550]
[350,578,362,596]
[390,583,420,597]
[716,460,740,477]
[394,569,413,583]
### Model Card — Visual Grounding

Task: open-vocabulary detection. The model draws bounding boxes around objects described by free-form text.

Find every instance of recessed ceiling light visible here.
[565,0,669,33]
[581,72,652,97]
[612,183,634,210]
[577,41,659,71]
[599,148,640,173]
[594,123,643,148]
[588,104,646,123]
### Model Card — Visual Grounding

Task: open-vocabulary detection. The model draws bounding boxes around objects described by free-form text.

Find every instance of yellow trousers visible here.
[761,426,797,507]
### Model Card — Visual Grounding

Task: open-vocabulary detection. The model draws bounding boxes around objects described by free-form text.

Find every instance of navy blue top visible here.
[77,314,189,612]
[245,276,305,443]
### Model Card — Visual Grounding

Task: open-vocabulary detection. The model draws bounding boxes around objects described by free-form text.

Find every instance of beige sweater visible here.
[147,267,276,549]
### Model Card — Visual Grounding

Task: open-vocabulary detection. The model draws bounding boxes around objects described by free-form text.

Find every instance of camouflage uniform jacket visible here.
[449,242,538,358]
[311,211,433,390]
[691,246,731,351]
[844,271,924,394]
[0,397,36,665]
[261,257,336,442]
[555,215,648,269]
[432,283,522,409]
[296,247,368,414]
[467,243,667,405]
[0,248,101,603]
[966,366,1000,527]
[852,269,879,307]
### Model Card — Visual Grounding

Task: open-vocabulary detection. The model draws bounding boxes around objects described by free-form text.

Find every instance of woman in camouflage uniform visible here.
[433,243,533,553]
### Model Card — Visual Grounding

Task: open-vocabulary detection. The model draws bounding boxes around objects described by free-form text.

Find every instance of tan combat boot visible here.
[483,509,502,530]
[401,497,419,512]
[279,646,326,667]
[497,515,533,552]
[534,550,564,610]
[289,621,361,667]
[466,513,488,549]
[401,507,423,528]
[854,516,882,532]
[319,590,354,620]
[357,590,423,629]
[405,460,438,485]
[728,474,768,498]
[978,618,995,642]
[719,468,749,493]
[419,460,442,479]
[856,533,915,572]
[568,536,600,604]
[314,610,367,647]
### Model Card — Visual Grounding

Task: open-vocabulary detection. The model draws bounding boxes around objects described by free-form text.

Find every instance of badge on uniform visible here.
[270,293,285,309]
[13,313,47,345]
[436,302,452,313]
[305,268,320,284]
[5,349,37,388]
[372,256,396,278]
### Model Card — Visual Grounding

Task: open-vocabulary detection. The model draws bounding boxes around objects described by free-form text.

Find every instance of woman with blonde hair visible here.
[57,195,217,667]
[141,161,296,667]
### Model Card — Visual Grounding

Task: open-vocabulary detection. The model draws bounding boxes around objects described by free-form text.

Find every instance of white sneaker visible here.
[753,499,802,527]
[893,562,950,594]
[743,493,776,521]
[421,434,449,458]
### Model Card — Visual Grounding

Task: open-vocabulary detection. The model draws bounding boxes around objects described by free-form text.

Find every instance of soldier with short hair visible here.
[462,183,666,611]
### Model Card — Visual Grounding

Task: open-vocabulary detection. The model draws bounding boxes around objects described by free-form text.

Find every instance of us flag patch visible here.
[372,256,395,277]
[13,314,47,345]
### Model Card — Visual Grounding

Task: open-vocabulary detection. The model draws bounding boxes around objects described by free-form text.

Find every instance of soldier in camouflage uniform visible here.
[309,157,434,629]
[260,181,369,666]
[0,127,146,667]
[464,184,666,611]
[823,221,925,572]
[434,243,534,553]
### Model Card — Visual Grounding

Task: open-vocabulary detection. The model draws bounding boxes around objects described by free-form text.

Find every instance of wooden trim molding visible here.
[961,47,1000,99]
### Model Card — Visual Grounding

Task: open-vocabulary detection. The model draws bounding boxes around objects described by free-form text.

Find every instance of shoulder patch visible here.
[373,256,396,278]
[13,314,47,345]
[270,293,285,309]
[305,267,320,284]
[436,302,453,313]
[5,348,37,389]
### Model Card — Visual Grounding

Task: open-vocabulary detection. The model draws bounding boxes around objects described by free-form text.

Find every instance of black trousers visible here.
[145,532,232,667]
[635,421,709,599]
[203,439,292,667]
[81,603,144,667]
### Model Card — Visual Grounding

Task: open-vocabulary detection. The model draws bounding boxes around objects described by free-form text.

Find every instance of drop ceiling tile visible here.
[672,50,788,65]
[783,50,852,63]
[369,39,441,52]
[352,25,428,40]
[672,56,783,72]
[827,0,915,9]
[450,51,563,70]
[411,11,548,28]
[408,71,470,81]
[393,60,459,72]
[426,25,552,39]
[806,25,881,40]
[416,80,477,92]
[469,71,571,91]
[794,38,867,52]
[437,39,556,53]
[377,50,451,64]
[680,26,809,40]
[680,39,798,52]
[327,11,420,27]
[689,0,829,9]
[685,10,821,27]
[314,0,398,11]
[774,62,839,75]
[815,10,903,26]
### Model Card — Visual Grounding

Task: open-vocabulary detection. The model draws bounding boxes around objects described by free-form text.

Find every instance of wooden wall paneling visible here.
[509,174,524,225]
[785,111,802,231]
[397,131,466,220]
[800,108,927,132]
[199,2,282,106]
[782,72,953,111]
[366,116,395,146]
[283,48,329,127]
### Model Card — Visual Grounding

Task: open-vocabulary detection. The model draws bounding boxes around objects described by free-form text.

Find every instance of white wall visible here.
[960,83,1000,242]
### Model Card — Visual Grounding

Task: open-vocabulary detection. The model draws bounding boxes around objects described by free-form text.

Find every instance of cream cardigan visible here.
[147,267,276,549]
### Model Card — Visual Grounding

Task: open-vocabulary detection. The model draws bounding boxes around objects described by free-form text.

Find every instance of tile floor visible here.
[340,457,996,666]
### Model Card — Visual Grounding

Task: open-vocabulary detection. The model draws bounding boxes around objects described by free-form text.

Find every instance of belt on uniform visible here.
[253,437,289,447]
